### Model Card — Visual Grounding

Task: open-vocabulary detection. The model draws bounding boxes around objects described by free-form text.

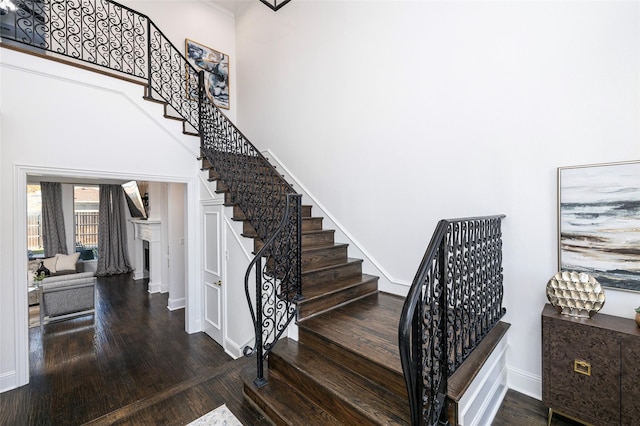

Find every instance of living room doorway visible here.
[17,169,198,388]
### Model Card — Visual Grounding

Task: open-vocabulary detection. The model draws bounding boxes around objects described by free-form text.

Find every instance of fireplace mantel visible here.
[132,219,161,242]
[131,219,164,293]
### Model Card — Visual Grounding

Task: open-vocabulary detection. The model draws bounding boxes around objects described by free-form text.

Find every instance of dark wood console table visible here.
[542,303,640,426]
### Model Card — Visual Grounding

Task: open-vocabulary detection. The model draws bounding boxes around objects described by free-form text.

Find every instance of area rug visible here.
[187,404,243,426]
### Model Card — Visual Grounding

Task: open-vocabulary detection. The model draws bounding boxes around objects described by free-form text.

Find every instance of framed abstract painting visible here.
[185,39,229,109]
[558,160,640,292]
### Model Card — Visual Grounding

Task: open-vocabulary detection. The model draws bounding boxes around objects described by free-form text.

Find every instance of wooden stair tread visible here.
[302,228,334,236]
[297,274,378,321]
[240,230,335,240]
[163,113,184,121]
[301,273,378,299]
[298,292,404,375]
[241,367,341,426]
[270,338,410,425]
[301,244,348,271]
[142,95,166,105]
[301,258,364,289]
[302,257,362,275]
[302,242,347,253]
[229,205,313,221]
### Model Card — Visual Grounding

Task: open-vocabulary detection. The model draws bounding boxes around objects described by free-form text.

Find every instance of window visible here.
[27,184,101,259]
[27,184,43,259]
[74,185,99,258]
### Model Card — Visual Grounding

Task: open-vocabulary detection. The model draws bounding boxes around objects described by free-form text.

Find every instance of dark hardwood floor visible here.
[1,273,269,426]
[493,390,584,426]
[1,273,581,425]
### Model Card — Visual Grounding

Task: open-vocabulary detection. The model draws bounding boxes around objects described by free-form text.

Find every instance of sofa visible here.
[29,253,97,325]
[40,272,96,325]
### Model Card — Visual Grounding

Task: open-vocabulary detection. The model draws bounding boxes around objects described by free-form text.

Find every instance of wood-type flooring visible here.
[1,274,270,426]
[0,273,581,425]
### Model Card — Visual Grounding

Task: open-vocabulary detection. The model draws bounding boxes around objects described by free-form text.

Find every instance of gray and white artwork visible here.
[559,161,640,291]
[185,39,229,109]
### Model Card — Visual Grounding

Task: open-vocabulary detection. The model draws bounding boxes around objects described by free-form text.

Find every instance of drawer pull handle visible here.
[574,360,591,376]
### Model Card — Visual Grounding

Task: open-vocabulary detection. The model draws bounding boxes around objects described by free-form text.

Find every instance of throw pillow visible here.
[55,252,80,273]
[42,256,58,274]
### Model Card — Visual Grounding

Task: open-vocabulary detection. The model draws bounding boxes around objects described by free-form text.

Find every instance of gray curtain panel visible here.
[41,182,68,257]
[96,185,133,276]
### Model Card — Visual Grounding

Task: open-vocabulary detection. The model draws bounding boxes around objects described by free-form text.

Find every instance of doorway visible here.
[14,167,200,389]
[202,203,224,346]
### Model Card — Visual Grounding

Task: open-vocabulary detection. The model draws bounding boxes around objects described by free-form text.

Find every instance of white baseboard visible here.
[167,297,185,311]
[458,332,509,426]
[0,370,18,393]
[148,280,162,294]
[224,336,254,360]
[506,365,542,400]
[133,268,145,280]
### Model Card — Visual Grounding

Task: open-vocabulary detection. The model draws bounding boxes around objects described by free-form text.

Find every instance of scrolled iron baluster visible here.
[49,0,68,53]
[65,0,81,58]
[94,0,110,66]
[32,0,49,49]
[400,215,505,426]
[13,0,31,44]
[81,0,98,63]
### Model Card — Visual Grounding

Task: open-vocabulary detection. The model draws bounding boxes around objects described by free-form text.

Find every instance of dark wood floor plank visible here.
[492,389,584,426]
[0,273,265,426]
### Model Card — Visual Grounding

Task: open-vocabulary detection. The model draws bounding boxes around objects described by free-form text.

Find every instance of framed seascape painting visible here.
[185,39,229,109]
[558,161,640,292]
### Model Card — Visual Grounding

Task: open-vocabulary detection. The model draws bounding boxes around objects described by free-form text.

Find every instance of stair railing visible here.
[1,0,200,129]
[2,0,301,387]
[399,215,506,426]
[198,72,302,387]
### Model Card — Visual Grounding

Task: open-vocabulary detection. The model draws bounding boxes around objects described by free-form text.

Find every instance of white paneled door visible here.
[202,204,224,346]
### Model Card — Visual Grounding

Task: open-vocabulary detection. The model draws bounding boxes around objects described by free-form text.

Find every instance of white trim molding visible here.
[457,334,509,426]
[506,365,542,401]
[167,297,186,311]
[0,370,17,393]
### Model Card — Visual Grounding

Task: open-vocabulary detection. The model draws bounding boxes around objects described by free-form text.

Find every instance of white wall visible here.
[235,1,640,398]
[168,182,187,310]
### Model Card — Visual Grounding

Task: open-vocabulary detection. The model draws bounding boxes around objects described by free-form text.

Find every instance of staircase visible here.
[201,156,409,424]
[2,2,509,423]
[243,294,410,425]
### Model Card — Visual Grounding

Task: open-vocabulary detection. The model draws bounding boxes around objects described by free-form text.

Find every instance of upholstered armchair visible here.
[40,272,96,325]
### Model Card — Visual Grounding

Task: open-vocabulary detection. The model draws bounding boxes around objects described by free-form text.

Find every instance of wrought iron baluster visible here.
[400,215,505,426]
